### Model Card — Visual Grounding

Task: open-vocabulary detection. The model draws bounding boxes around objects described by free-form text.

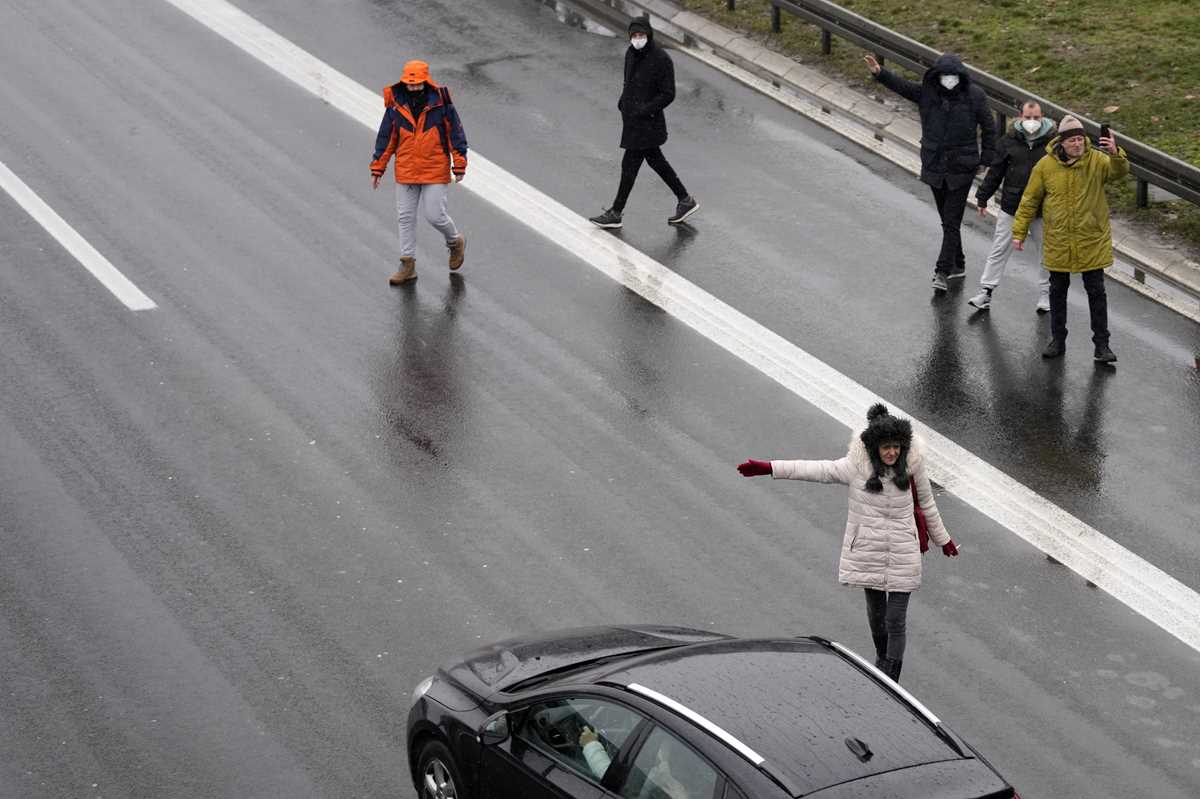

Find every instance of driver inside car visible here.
[579,727,689,799]
[579,725,612,779]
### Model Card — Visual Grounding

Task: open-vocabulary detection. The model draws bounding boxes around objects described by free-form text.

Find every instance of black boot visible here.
[1042,338,1066,359]
[880,657,903,682]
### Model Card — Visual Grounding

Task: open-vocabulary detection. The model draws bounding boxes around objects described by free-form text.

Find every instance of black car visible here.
[407,626,1019,799]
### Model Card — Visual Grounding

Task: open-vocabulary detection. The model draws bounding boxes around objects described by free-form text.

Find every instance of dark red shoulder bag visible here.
[911,480,930,554]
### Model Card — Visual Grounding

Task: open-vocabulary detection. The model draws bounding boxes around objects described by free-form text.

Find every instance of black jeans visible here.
[1048,270,1109,345]
[930,183,970,274]
[613,147,688,212]
[864,588,910,663]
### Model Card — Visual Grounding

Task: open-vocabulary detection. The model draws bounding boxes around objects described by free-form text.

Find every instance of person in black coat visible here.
[589,15,699,229]
[967,100,1056,312]
[865,52,996,292]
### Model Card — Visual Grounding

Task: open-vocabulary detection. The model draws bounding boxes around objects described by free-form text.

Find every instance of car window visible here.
[620,727,719,799]
[722,783,748,799]
[514,697,645,784]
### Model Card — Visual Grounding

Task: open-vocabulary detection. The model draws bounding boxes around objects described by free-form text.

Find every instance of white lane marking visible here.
[0,159,156,311]
[163,0,1200,654]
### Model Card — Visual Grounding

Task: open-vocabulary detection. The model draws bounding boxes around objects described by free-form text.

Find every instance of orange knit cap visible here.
[401,60,431,85]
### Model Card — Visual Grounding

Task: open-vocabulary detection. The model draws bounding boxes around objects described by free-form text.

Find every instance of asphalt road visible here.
[2,1,1200,797]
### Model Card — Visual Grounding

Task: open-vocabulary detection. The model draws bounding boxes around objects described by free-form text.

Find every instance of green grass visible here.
[679,0,1200,249]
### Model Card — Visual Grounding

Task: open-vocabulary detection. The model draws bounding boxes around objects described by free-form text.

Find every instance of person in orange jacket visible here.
[371,60,468,285]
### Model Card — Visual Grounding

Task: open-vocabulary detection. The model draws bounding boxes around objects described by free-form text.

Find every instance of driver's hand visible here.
[579,726,599,747]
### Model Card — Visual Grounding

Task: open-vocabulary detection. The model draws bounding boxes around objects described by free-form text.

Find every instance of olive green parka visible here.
[1012,136,1129,272]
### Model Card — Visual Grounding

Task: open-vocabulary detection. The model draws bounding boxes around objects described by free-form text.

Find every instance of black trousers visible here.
[864,588,910,663]
[613,147,688,212]
[930,183,970,274]
[1049,270,1110,345]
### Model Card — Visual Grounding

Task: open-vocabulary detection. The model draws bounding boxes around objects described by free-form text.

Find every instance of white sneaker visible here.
[967,289,992,310]
[1036,291,1050,314]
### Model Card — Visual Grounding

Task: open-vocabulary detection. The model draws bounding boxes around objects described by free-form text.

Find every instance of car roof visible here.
[596,638,963,797]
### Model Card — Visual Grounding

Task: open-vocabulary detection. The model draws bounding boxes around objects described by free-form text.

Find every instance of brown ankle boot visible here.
[389,256,417,285]
[447,235,466,270]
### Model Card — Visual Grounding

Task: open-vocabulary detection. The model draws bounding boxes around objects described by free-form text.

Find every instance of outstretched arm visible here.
[866,55,922,104]
[769,456,854,485]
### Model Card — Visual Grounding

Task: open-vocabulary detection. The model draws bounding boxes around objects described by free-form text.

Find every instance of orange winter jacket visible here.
[370,81,468,184]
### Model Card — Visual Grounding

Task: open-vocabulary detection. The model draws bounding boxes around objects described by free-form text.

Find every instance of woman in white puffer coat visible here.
[737,403,959,682]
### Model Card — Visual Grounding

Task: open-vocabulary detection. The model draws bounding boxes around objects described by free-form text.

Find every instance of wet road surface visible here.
[2,0,1199,797]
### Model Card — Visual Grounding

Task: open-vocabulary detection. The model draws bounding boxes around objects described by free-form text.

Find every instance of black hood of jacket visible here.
[924,52,970,92]
[628,14,654,48]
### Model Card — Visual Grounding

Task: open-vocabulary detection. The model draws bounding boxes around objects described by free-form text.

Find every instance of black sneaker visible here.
[1042,338,1066,359]
[1093,343,1117,364]
[931,271,948,292]
[668,196,700,225]
[589,208,623,229]
[946,264,967,281]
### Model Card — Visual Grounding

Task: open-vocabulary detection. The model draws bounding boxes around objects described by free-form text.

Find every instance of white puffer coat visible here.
[771,434,950,592]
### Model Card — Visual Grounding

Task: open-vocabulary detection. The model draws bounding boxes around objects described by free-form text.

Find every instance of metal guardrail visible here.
[725,0,1200,209]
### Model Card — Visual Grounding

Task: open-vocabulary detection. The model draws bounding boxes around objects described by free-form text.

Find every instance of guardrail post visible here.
[995,110,1007,137]
[821,29,832,55]
[1136,178,1149,209]
[771,5,782,32]
[727,0,735,10]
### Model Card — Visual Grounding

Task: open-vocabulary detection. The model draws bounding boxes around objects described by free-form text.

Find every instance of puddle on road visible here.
[538,0,617,36]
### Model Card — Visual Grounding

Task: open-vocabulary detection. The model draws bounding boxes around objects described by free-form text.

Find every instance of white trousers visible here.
[396,183,458,258]
[981,211,1049,292]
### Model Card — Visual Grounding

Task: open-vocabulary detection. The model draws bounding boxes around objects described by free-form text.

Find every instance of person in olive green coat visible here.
[1012,115,1128,362]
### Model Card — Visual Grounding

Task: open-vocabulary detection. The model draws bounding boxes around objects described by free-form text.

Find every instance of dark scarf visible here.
[404,86,429,118]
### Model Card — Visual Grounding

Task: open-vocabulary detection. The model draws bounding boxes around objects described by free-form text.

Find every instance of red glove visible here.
[942,540,959,557]
[737,459,772,477]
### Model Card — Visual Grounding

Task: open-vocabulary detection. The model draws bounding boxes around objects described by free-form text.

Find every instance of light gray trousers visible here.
[396,183,458,259]
[981,210,1049,292]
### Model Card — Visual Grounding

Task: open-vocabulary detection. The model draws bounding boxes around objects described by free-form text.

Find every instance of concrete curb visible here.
[558,0,1200,324]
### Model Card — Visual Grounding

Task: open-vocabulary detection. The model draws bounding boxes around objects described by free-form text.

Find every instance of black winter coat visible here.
[875,53,996,189]
[619,39,675,150]
[976,121,1056,215]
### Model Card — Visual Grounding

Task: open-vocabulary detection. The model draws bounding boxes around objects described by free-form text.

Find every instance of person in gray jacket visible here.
[737,404,958,682]
[968,100,1056,312]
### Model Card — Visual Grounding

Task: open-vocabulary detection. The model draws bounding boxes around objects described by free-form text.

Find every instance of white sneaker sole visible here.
[668,202,700,225]
[590,220,622,230]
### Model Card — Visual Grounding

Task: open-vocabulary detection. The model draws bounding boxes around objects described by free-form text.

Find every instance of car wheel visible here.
[416,739,469,799]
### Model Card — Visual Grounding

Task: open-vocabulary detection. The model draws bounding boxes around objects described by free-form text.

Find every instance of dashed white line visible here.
[0,158,156,311]
[162,0,1200,654]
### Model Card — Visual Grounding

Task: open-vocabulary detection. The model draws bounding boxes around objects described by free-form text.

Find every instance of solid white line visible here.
[162,0,1200,654]
[0,159,156,312]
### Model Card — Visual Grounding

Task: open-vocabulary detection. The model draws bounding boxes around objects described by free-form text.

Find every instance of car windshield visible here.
[604,640,959,794]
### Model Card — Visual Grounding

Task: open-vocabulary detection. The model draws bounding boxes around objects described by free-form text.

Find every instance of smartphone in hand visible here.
[1099,122,1111,147]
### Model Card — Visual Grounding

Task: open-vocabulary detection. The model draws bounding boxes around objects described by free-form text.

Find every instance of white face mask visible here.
[630,36,647,50]
[939,74,960,90]
[1021,118,1042,134]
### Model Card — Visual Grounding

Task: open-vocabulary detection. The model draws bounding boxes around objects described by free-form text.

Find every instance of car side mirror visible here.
[478,711,509,746]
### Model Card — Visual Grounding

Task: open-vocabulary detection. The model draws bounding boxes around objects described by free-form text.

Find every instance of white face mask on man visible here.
[630,34,648,50]
[1021,118,1042,134]
[939,74,960,90]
